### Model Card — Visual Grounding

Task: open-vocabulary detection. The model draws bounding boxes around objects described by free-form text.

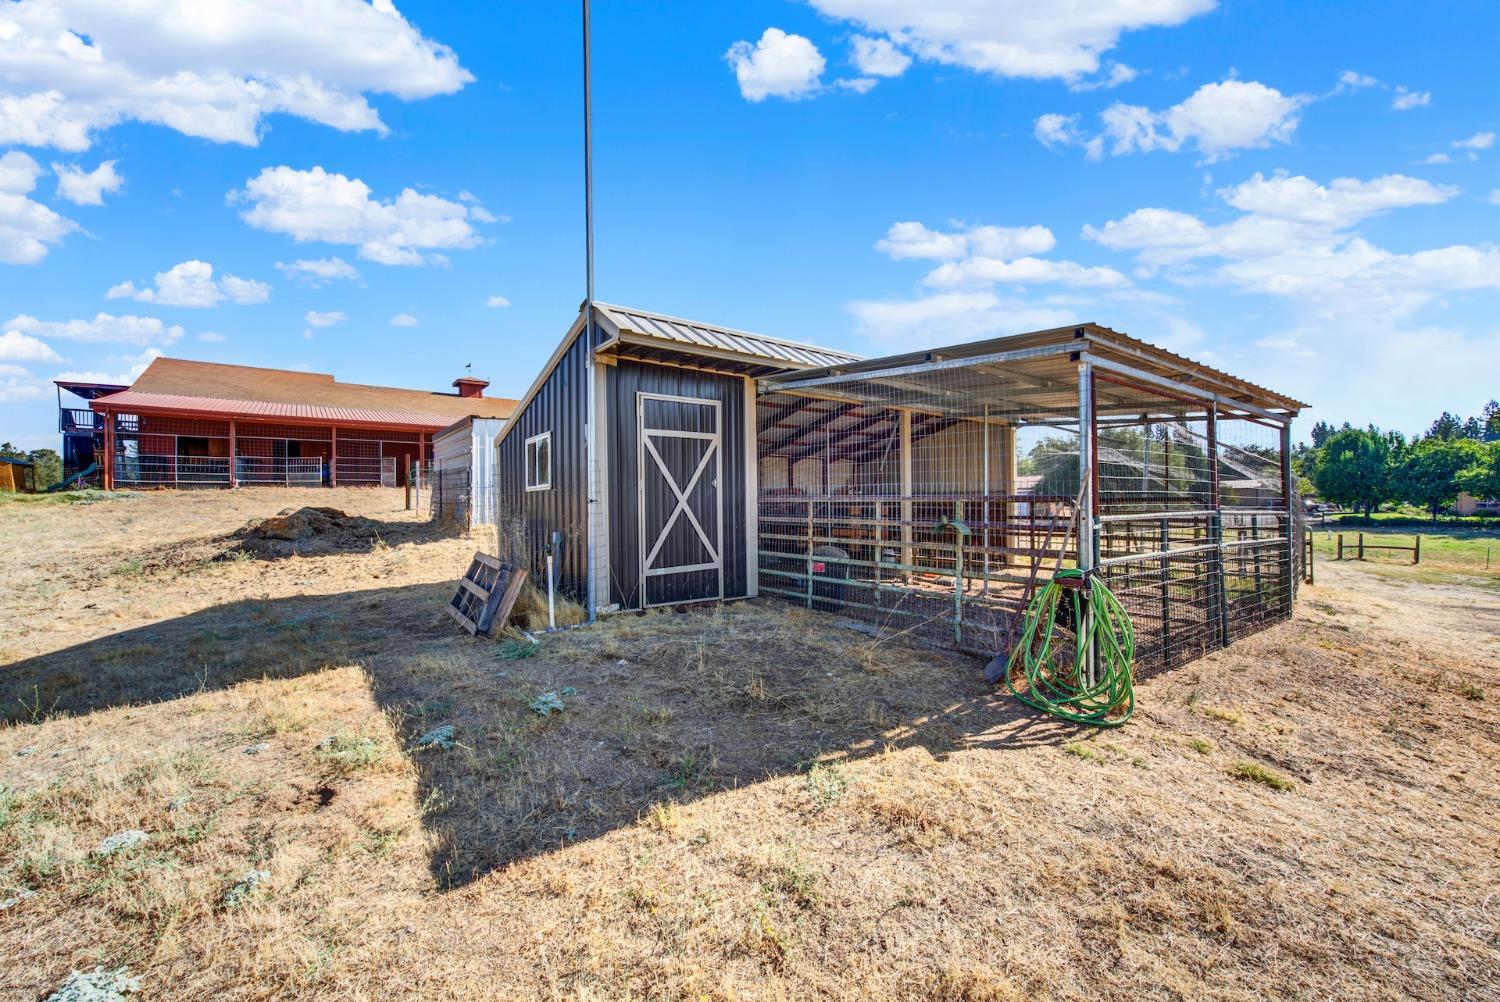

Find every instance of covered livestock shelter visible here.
[83,359,514,490]
[495,305,1305,674]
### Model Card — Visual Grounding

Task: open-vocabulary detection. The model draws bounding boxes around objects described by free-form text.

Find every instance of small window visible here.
[525,432,551,491]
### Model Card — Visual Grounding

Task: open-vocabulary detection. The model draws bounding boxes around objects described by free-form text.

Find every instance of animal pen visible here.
[754,324,1306,674]
[493,305,1305,677]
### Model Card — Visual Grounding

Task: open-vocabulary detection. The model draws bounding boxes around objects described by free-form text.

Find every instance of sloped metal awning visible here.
[759,323,1305,426]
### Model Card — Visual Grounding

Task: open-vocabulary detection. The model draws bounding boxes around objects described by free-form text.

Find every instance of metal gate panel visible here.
[637,393,724,607]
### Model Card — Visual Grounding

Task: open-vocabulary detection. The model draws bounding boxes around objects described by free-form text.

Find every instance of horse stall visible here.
[754,324,1305,674]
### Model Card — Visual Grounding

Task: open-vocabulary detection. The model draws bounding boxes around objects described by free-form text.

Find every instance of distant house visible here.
[1454,491,1499,516]
[70,358,516,490]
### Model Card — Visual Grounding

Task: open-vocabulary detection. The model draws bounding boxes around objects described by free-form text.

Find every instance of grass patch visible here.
[1227,761,1295,792]
[1460,682,1484,701]
[316,731,388,775]
[1187,738,1214,755]
[1201,705,1243,726]
[802,761,848,809]
[1063,742,1103,762]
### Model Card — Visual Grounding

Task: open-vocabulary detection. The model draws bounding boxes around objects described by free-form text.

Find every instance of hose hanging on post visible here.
[1002,568,1136,727]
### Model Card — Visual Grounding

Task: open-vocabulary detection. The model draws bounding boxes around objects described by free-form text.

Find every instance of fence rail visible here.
[1335,532,1421,564]
[236,457,324,486]
[114,455,231,488]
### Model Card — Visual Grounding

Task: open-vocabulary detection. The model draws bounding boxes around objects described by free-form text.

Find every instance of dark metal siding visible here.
[495,331,590,602]
[607,360,747,608]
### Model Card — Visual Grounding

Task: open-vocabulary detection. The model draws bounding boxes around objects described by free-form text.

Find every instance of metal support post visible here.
[1076,360,1097,687]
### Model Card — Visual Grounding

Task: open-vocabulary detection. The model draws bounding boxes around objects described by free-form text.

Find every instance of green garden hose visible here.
[1003,568,1136,727]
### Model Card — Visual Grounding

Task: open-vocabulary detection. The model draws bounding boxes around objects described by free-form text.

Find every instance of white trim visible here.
[591,360,610,612]
[524,430,552,492]
[743,375,759,598]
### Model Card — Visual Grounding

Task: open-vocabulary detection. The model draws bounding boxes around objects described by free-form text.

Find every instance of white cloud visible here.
[1338,70,1378,89]
[52,160,123,205]
[389,312,418,327]
[4,312,184,346]
[0,369,45,401]
[1089,80,1306,161]
[805,0,1214,82]
[275,256,361,286]
[850,35,911,78]
[1453,131,1495,150]
[486,294,511,308]
[196,331,227,342]
[1069,62,1139,92]
[107,260,271,307]
[875,221,1055,260]
[0,0,472,152]
[1035,113,1084,149]
[1083,170,1489,317]
[0,329,62,362]
[848,291,1075,349]
[924,256,1130,289]
[0,150,75,263]
[725,28,826,102]
[54,348,162,387]
[1222,172,1455,227]
[304,309,345,328]
[1490,189,1500,206]
[1420,153,1453,165]
[233,166,488,265]
[1391,87,1431,111]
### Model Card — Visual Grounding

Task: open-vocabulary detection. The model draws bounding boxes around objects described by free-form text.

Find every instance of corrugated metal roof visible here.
[89,391,473,430]
[119,357,516,422]
[594,303,862,370]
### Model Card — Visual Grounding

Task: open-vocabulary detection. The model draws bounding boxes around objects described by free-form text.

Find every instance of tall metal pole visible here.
[1076,361,1097,687]
[582,0,599,621]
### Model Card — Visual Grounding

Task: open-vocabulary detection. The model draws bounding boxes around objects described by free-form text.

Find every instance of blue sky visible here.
[1,0,1496,449]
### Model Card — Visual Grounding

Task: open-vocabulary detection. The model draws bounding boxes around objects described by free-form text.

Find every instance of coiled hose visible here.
[1003,568,1136,727]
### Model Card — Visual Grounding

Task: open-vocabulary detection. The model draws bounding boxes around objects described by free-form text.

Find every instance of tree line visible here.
[0,443,62,489]
[1297,402,1500,519]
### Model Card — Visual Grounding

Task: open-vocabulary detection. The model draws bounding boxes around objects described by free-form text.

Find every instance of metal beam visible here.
[764,343,1076,391]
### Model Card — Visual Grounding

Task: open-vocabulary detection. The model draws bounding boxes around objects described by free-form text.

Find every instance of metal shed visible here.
[494,305,1305,675]
[492,303,858,612]
[432,416,507,526]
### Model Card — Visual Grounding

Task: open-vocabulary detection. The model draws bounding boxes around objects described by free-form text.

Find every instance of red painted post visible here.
[102,408,113,490]
[330,426,338,487]
[228,419,237,488]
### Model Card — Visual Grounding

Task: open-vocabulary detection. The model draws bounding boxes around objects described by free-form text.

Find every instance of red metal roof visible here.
[90,391,472,430]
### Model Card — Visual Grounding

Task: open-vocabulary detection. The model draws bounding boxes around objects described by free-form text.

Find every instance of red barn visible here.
[79,358,515,490]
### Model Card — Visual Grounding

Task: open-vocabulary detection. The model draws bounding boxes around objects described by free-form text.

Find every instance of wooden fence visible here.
[1335,532,1421,564]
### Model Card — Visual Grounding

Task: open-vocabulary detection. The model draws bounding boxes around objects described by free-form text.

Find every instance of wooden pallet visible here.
[447,551,528,637]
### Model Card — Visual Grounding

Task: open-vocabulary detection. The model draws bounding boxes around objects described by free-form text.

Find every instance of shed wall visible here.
[495,332,591,601]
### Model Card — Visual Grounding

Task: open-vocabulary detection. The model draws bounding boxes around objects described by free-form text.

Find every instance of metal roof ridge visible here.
[593,301,864,360]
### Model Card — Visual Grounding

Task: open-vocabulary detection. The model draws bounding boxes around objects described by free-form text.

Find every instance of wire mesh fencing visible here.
[755,351,1298,676]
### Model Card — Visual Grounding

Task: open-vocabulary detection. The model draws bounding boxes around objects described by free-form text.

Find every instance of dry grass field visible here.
[1,488,1497,1001]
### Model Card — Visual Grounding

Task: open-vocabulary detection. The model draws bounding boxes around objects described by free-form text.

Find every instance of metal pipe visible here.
[1076,360,1097,687]
[581,0,599,623]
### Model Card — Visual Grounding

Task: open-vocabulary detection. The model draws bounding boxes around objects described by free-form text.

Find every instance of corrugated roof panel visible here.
[596,303,862,370]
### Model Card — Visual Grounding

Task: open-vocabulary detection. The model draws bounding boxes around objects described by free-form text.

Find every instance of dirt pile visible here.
[236,506,397,557]
[247,507,365,541]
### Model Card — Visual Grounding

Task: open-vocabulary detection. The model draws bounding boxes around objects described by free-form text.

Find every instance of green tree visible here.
[1483,400,1500,437]
[1308,420,1337,448]
[1394,437,1483,520]
[1306,428,1393,517]
[27,448,61,489]
[1426,412,1464,441]
[1455,442,1500,503]
[0,442,25,461]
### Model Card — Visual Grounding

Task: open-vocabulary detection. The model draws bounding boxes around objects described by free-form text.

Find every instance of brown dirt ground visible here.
[0,488,1496,1001]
